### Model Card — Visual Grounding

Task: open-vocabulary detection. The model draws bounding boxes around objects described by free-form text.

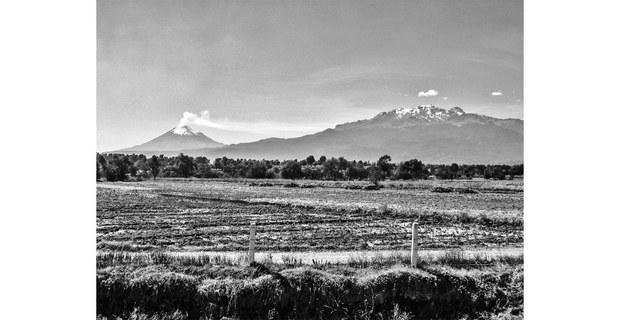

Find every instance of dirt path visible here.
[97,183,152,191]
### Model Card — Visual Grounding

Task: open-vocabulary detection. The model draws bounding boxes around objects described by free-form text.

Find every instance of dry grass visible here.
[97,249,523,270]
[97,261,523,319]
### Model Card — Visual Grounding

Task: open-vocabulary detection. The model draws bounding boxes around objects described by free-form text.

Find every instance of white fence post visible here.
[248,221,256,263]
[411,222,418,268]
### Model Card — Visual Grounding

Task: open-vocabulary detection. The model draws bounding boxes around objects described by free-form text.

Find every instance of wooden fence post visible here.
[411,222,418,268]
[248,221,256,263]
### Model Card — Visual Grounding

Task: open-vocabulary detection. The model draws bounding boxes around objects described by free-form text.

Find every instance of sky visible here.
[97,0,523,151]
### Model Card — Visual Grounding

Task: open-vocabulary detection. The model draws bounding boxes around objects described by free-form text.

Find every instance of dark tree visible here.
[98,153,108,169]
[195,156,210,165]
[367,165,384,186]
[176,153,196,178]
[248,162,268,179]
[106,155,131,181]
[411,159,426,179]
[491,167,506,180]
[306,155,316,165]
[214,158,223,170]
[96,157,101,181]
[395,161,412,180]
[396,159,427,180]
[509,164,524,176]
[450,163,460,174]
[345,163,368,180]
[281,161,303,179]
[322,157,342,180]
[302,166,322,180]
[318,155,327,165]
[148,155,161,180]
[337,157,349,171]
[377,155,392,178]
[96,153,108,181]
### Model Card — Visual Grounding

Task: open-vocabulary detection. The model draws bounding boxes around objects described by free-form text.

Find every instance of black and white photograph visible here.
[4,0,620,319]
[96,0,523,319]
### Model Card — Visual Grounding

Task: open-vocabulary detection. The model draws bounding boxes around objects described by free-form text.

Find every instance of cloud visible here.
[178,111,225,130]
[177,110,328,134]
[418,89,438,97]
[443,97,448,100]
[491,91,503,96]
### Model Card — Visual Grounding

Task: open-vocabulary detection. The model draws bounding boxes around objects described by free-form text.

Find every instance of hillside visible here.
[185,106,523,163]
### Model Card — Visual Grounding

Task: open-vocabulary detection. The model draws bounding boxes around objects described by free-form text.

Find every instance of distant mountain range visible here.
[113,105,523,164]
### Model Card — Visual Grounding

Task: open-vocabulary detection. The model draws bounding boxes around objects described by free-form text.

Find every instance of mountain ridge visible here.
[114,106,523,164]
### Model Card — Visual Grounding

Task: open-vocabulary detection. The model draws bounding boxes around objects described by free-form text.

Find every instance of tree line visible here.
[97,153,523,183]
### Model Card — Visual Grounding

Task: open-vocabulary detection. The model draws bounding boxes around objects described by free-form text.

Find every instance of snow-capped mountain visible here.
[171,126,202,135]
[185,106,523,164]
[379,105,465,121]
[115,126,224,154]
[335,105,522,134]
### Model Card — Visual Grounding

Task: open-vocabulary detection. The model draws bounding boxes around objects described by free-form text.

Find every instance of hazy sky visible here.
[98,0,523,151]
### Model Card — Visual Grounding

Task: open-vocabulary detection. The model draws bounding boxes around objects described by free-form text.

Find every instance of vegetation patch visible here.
[97,262,523,320]
[431,186,454,193]
[282,182,299,188]
[345,185,363,190]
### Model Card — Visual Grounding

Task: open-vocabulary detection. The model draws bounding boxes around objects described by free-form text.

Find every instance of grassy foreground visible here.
[97,179,523,319]
[97,255,523,320]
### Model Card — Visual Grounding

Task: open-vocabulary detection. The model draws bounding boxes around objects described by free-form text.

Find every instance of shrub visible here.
[345,185,362,190]
[458,188,479,194]
[458,211,474,223]
[283,182,299,188]
[377,204,390,214]
[431,186,454,193]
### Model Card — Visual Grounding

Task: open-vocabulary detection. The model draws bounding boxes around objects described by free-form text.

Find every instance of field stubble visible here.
[97,179,522,252]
